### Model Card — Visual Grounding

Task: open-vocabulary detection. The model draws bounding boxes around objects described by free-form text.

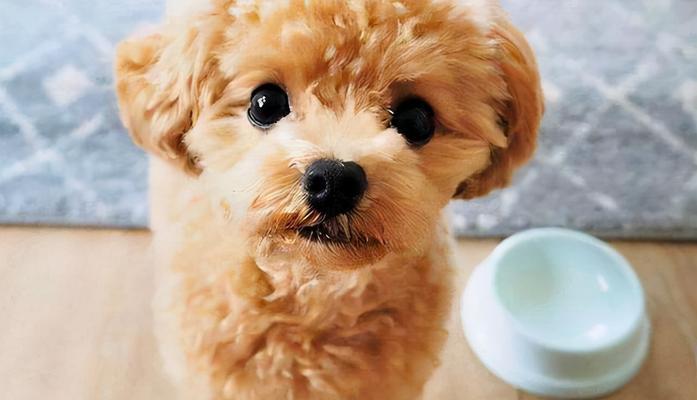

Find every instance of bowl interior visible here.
[494,231,643,350]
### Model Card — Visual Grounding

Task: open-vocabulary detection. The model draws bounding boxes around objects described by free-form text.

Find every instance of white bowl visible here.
[461,228,650,399]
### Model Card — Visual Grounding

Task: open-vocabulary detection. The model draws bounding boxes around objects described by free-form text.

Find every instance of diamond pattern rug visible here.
[1,0,696,238]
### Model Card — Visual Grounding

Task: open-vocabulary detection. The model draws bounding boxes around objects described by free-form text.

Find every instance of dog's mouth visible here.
[294,219,379,247]
[297,223,351,244]
[254,210,390,266]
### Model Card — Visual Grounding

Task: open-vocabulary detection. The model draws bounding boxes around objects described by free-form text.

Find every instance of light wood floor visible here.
[0,226,695,399]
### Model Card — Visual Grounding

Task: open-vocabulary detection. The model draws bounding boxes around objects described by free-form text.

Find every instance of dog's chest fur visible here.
[175,234,451,399]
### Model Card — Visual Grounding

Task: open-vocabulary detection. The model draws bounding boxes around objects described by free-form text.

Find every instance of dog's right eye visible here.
[247,84,290,129]
[390,98,435,147]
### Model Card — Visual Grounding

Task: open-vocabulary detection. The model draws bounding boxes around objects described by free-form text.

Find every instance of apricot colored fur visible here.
[115,1,542,399]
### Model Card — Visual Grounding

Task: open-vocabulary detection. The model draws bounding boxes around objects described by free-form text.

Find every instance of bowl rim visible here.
[489,227,646,353]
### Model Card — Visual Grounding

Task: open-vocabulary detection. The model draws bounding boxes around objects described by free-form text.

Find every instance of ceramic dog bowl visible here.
[461,228,650,399]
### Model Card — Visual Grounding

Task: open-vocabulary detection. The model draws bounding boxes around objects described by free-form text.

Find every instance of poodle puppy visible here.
[115,0,542,399]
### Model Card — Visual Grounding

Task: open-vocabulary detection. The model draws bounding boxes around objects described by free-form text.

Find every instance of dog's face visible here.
[116,0,542,268]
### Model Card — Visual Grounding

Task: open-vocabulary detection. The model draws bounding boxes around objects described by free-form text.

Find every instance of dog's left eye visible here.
[247,84,290,129]
[390,98,435,147]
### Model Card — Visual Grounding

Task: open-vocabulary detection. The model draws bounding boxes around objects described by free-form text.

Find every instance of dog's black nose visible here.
[303,159,367,217]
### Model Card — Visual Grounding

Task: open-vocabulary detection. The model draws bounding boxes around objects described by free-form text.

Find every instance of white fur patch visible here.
[228,0,256,18]
[346,0,369,30]
[281,20,313,45]
[323,45,338,62]
[257,0,290,19]
[392,1,408,16]
[447,0,496,31]
[225,0,291,20]
[166,0,214,22]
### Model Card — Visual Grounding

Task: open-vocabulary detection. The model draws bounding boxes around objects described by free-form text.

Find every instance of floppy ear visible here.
[114,19,224,173]
[454,14,544,199]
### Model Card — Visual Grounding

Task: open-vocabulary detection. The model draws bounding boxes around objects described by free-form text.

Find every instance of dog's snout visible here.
[303,159,367,217]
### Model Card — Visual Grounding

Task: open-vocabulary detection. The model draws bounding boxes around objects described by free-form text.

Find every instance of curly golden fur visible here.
[115,0,542,398]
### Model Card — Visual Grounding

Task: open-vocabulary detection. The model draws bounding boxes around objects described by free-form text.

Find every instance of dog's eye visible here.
[390,98,435,147]
[247,84,290,128]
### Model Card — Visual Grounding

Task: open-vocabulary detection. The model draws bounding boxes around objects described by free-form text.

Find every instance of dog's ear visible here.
[114,22,223,173]
[454,15,544,199]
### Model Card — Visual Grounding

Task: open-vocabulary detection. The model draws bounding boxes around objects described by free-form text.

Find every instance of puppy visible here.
[115,0,542,399]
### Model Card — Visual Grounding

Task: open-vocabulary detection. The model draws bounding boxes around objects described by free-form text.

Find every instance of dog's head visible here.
[115,0,542,268]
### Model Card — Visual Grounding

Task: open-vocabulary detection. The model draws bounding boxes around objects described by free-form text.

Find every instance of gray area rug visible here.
[1,0,696,238]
